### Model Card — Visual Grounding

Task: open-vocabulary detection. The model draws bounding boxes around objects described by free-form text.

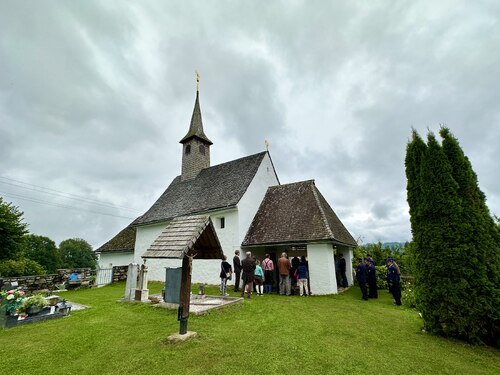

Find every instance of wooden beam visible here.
[178,255,192,334]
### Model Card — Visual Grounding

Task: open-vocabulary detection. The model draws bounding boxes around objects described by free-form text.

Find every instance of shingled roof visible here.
[135,152,269,226]
[96,224,136,253]
[142,215,223,259]
[242,180,357,247]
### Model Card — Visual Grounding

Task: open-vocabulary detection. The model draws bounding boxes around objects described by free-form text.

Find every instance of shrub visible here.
[0,258,46,277]
[375,265,387,289]
[402,281,416,308]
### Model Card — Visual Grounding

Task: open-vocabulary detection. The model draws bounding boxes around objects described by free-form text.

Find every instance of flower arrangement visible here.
[0,289,26,315]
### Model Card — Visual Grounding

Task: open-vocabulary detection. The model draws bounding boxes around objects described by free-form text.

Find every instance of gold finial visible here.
[195,70,200,91]
[264,139,269,151]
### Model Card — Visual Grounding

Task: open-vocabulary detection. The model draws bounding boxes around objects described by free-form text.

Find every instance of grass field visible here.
[0,282,498,375]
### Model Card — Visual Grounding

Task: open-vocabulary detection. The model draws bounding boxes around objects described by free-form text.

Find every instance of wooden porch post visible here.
[178,255,193,334]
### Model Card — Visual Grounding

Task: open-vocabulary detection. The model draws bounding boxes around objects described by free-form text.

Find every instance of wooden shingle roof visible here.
[142,215,223,259]
[242,180,357,247]
[135,152,268,226]
[96,225,136,253]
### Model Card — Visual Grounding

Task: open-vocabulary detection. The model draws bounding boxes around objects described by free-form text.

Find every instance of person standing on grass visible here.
[386,257,401,305]
[254,259,264,296]
[366,257,378,299]
[339,253,348,288]
[233,250,242,292]
[297,256,309,296]
[355,257,368,301]
[261,254,274,294]
[241,251,256,298]
[278,252,291,295]
[219,255,232,296]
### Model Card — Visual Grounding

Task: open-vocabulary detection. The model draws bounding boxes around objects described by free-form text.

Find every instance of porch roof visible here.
[141,214,224,259]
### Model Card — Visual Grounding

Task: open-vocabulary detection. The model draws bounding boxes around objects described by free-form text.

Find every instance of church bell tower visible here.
[179,72,213,181]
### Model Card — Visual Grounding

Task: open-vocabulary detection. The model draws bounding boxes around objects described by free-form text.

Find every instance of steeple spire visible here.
[179,71,213,145]
[179,71,213,181]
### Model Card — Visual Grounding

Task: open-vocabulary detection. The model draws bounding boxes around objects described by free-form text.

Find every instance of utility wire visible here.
[0,191,136,220]
[0,176,142,213]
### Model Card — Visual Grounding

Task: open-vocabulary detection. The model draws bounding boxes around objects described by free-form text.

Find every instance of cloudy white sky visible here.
[1,1,499,249]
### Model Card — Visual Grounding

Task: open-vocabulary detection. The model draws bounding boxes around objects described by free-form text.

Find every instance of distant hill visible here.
[381,242,407,252]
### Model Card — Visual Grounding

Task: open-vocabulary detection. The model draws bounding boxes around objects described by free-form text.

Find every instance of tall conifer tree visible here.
[406,129,499,345]
[439,127,499,344]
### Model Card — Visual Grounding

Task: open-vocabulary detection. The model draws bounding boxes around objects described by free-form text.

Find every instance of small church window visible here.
[220,217,225,229]
[199,144,205,155]
[185,145,191,155]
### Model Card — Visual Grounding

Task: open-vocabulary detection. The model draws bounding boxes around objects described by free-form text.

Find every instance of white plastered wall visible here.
[237,153,279,244]
[134,209,239,284]
[98,252,134,268]
[307,243,338,295]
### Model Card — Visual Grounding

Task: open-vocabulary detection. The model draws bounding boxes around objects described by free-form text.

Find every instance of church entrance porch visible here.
[242,242,352,295]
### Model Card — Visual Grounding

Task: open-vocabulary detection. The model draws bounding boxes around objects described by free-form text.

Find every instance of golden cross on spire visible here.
[195,70,200,91]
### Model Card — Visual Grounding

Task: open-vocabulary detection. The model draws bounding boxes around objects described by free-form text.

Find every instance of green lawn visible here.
[0,282,498,375]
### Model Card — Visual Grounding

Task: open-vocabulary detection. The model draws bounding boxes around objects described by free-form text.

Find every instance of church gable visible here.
[135,152,268,226]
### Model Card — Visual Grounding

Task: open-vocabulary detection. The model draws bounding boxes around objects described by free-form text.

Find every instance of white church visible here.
[97,83,356,295]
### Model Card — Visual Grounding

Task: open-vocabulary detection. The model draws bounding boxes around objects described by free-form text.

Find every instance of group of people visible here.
[355,254,401,305]
[275,252,310,297]
[220,250,310,298]
[355,254,378,301]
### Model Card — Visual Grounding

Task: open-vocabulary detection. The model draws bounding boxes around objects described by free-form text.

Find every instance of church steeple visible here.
[180,72,212,181]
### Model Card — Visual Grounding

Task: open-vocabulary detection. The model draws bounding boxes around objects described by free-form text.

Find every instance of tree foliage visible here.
[405,128,499,346]
[0,197,28,260]
[59,238,96,269]
[0,258,46,277]
[23,234,61,273]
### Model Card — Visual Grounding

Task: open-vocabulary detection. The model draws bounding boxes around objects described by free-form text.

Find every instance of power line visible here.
[0,176,142,213]
[0,191,136,220]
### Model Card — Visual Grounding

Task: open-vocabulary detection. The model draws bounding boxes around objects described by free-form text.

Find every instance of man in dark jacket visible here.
[233,250,242,292]
[366,258,378,298]
[355,257,368,301]
[339,253,348,288]
[241,251,256,298]
[386,257,401,305]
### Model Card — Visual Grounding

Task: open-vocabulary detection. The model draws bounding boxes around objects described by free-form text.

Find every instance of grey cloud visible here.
[0,1,498,247]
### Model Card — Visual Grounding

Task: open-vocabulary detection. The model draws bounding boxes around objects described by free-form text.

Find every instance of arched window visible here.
[199,144,205,155]
[185,144,191,155]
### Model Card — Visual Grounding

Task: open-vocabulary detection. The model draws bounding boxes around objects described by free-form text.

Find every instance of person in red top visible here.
[277,252,291,296]
[261,254,274,294]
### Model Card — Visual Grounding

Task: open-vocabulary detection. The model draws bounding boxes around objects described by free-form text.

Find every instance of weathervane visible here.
[195,70,200,91]
[264,139,269,151]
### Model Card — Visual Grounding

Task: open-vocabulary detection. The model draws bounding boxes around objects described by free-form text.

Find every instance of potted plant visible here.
[0,289,26,316]
[22,294,48,316]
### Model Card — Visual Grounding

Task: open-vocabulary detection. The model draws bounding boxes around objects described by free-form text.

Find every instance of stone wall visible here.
[112,265,128,283]
[0,268,94,293]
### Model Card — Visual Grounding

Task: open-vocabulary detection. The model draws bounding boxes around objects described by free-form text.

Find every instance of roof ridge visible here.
[310,181,335,240]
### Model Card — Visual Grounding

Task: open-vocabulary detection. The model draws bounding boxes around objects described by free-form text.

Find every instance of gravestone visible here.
[124,263,138,301]
[134,264,149,302]
[164,267,182,304]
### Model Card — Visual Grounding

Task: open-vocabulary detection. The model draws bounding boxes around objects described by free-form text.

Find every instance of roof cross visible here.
[195,70,200,92]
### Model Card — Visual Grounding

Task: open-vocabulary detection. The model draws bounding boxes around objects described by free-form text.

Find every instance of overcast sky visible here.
[1,1,499,249]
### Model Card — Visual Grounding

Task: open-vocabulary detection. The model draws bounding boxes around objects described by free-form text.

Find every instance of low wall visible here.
[0,268,94,292]
[112,265,128,283]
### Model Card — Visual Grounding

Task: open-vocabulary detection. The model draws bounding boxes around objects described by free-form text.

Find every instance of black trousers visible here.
[234,270,241,291]
[368,279,378,298]
[359,281,368,300]
[391,280,402,305]
[340,271,348,287]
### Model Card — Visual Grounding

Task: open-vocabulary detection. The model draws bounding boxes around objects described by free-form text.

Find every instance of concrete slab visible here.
[165,331,198,344]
